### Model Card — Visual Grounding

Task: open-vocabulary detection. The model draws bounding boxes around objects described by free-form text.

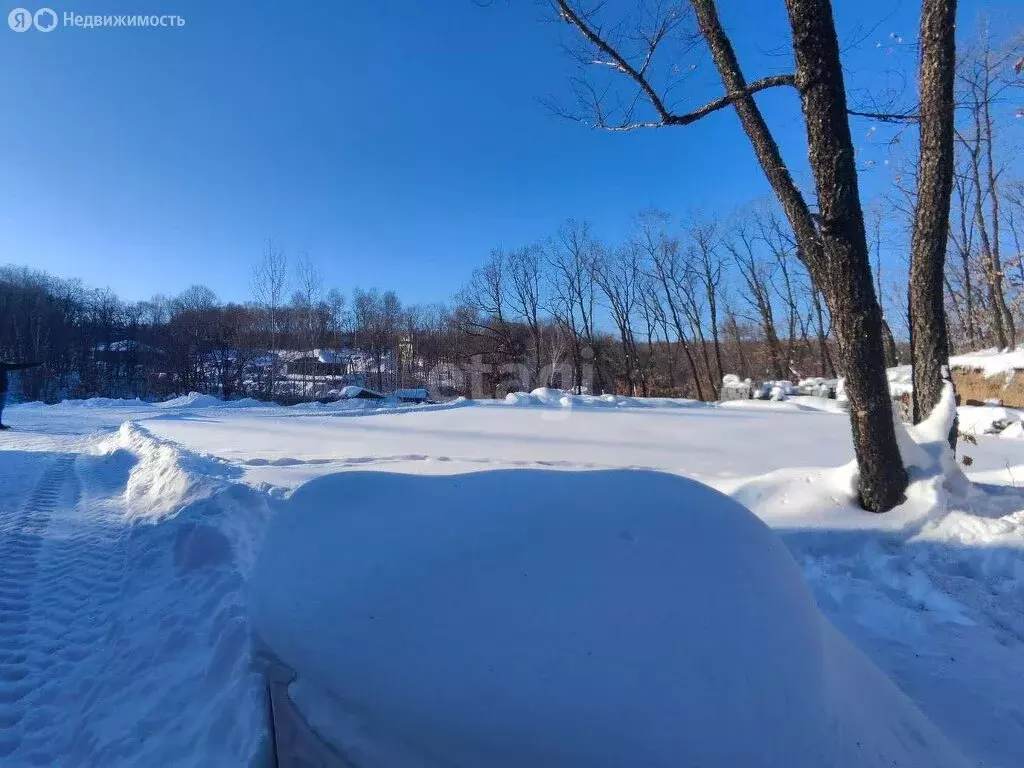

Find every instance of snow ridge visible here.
[99,421,241,520]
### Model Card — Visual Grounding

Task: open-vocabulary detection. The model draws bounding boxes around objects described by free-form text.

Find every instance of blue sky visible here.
[1,0,1020,306]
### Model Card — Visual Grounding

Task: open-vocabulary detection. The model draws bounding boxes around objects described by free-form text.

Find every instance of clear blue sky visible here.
[1,0,1019,306]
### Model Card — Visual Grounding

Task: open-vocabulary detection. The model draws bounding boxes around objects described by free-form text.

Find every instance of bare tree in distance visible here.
[955,24,1022,350]
[293,250,325,397]
[251,240,288,398]
[507,245,547,387]
[725,216,787,381]
[545,220,600,394]
[592,242,644,395]
[634,211,707,399]
[688,219,725,388]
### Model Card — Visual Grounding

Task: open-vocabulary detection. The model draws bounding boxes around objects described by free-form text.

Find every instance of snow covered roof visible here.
[312,349,348,364]
[395,388,430,399]
[339,385,385,399]
[949,347,1024,377]
[93,340,162,355]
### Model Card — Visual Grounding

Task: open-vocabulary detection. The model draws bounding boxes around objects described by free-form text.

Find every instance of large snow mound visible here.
[251,470,966,768]
[98,422,242,519]
[157,392,266,408]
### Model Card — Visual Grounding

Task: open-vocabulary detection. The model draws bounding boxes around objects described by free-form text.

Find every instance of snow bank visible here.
[950,346,1024,377]
[0,423,275,766]
[503,388,701,409]
[886,365,914,396]
[157,392,265,408]
[797,377,837,397]
[958,404,1023,435]
[55,396,149,408]
[251,469,966,768]
[758,380,797,400]
[999,420,1024,439]
[98,422,242,519]
[719,374,753,401]
[836,367,912,400]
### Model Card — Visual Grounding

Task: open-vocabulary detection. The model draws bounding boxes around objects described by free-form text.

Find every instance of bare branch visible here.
[552,0,795,130]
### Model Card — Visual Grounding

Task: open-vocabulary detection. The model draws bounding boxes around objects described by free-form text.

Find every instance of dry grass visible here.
[953,368,1024,407]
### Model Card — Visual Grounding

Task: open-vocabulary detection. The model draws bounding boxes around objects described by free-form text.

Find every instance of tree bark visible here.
[812,289,835,377]
[782,0,908,511]
[909,0,957,448]
[882,318,899,368]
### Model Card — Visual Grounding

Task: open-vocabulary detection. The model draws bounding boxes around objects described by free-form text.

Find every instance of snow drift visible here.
[503,387,701,409]
[251,469,966,768]
[97,422,243,519]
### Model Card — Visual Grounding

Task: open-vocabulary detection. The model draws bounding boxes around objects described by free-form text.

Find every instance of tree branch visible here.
[555,0,795,129]
[846,108,920,123]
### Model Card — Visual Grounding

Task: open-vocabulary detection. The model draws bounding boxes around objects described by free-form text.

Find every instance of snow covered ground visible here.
[1,392,1023,765]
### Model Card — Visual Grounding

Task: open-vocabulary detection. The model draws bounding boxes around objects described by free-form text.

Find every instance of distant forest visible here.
[0,200,941,404]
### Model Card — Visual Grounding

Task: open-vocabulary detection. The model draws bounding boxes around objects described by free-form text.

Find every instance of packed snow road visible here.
[0,393,1022,765]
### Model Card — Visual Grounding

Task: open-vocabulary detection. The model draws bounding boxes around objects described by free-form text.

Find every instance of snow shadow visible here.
[777,523,1024,768]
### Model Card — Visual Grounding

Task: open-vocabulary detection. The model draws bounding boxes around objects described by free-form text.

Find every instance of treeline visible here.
[0,209,845,404]
[4,155,1023,406]
[881,26,1024,354]
[0,196,859,405]
[459,207,845,401]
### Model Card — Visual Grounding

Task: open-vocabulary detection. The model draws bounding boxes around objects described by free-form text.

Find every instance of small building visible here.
[93,340,164,365]
[395,388,432,404]
[339,385,386,400]
[286,349,350,378]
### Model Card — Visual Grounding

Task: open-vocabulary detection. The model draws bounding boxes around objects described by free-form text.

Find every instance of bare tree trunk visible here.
[952,172,978,347]
[909,0,957,448]
[812,289,835,377]
[970,148,1009,348]
[882,318,899,368]
[783,0,908,510]
[981,44,1015,345]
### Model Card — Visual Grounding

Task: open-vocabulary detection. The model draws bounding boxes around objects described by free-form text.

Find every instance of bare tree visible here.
[726,217,786,380]
[506,245,546,387]
[635,211,707,399]
[909,0,957,444]
[292,251,324,396]
[251,240,288,397]
[689,220,725,387]
[547,0,907,510]
[956,25,1021,348]
[592,243,643,395]
[545,220,601,393]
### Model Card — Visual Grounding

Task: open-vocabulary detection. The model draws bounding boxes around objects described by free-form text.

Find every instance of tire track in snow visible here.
[0,450,138,766]
[0,455,75,761]
[241,453,666,473]
[11,451,138,767]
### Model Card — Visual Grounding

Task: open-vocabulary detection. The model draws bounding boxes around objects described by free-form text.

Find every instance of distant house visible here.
[339,385,386,400]
[395,388,432,404]
[93,340,164,365]
[285,349,351,377]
